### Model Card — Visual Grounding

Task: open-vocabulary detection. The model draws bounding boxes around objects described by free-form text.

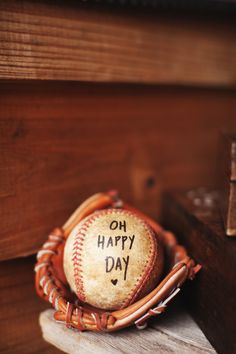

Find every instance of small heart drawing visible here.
[111,279,118,286]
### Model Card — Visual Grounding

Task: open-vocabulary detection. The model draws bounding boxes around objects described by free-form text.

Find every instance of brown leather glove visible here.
[35,191,201,332]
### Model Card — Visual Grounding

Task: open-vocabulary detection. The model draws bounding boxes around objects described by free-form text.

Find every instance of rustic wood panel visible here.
[0,1,236,86]
[226,182,236,235]
[162,190,236,354]
[0,256,61,353]
[40,305,215,354]
[219,132,236,182]
[220,180,236,236]
[1,83,236,261]
[226,134,236,181]
[219,133,236,235]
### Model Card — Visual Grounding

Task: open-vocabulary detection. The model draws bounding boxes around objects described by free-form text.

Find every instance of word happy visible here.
[97,235,135,250]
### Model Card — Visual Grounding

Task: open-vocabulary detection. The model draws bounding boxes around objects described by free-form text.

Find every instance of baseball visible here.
[63,208,164,310]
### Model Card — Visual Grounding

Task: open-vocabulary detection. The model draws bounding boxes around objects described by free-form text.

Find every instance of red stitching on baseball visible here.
[120,213,158,308]
[71,212,102,303]
[72,224,87,302]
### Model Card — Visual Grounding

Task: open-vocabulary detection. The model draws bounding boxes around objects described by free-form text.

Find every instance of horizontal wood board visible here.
[0,256,61,353]
[40,306,215,354]
[1,83,236,260]
[0,1,236,86]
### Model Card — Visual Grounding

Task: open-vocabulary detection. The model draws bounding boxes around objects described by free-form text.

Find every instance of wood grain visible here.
[227,134,236,181]
[40,305,215,354]
[219,133,236,235]
[221,181,236,236]
[162,190,236,354]
[220,132,236,182]
[0,1,236,86]
[0,256,61,353]
[1,83,236,261]
[227,182,236,235]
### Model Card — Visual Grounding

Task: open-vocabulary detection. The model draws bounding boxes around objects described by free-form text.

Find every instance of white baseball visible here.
[64,208,163,310]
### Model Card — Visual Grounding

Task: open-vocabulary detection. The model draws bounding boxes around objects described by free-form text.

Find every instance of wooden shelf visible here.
[0,1,236,86]
[40,305,215,354]
[162,190,236,354]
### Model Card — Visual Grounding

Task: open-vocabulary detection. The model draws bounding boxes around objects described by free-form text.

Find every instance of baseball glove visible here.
[35,190,201,332]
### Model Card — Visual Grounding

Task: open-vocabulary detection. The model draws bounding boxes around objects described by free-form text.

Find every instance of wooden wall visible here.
[1,2,236,352]
[1,1,236,87]
[0,256,61,353]
[1,82,236,261]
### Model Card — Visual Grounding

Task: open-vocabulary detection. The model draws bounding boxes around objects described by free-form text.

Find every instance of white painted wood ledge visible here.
[39,304,215,354]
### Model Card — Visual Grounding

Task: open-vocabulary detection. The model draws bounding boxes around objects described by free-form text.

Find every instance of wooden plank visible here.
[162,190,236,354]
[225,182,236,235]
[220,132,236,182]
[0,256,61,353]
[226,134,236,181]
[39,305,215,354]
[0,1,236,86]
[1,83,236,261]
[219,133,236,235]
[220,168,236,237]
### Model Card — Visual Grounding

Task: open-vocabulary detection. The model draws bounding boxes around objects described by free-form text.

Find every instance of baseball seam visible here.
[72,208,158,308]
[120,213,158,308]
[72,215,98,302]
[71,210,107,303]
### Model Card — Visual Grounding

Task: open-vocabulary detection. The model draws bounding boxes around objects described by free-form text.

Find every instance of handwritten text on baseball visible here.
[97,220,135,282]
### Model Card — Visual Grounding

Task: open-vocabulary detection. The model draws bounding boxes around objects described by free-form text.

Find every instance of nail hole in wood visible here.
[146,177,155,189]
